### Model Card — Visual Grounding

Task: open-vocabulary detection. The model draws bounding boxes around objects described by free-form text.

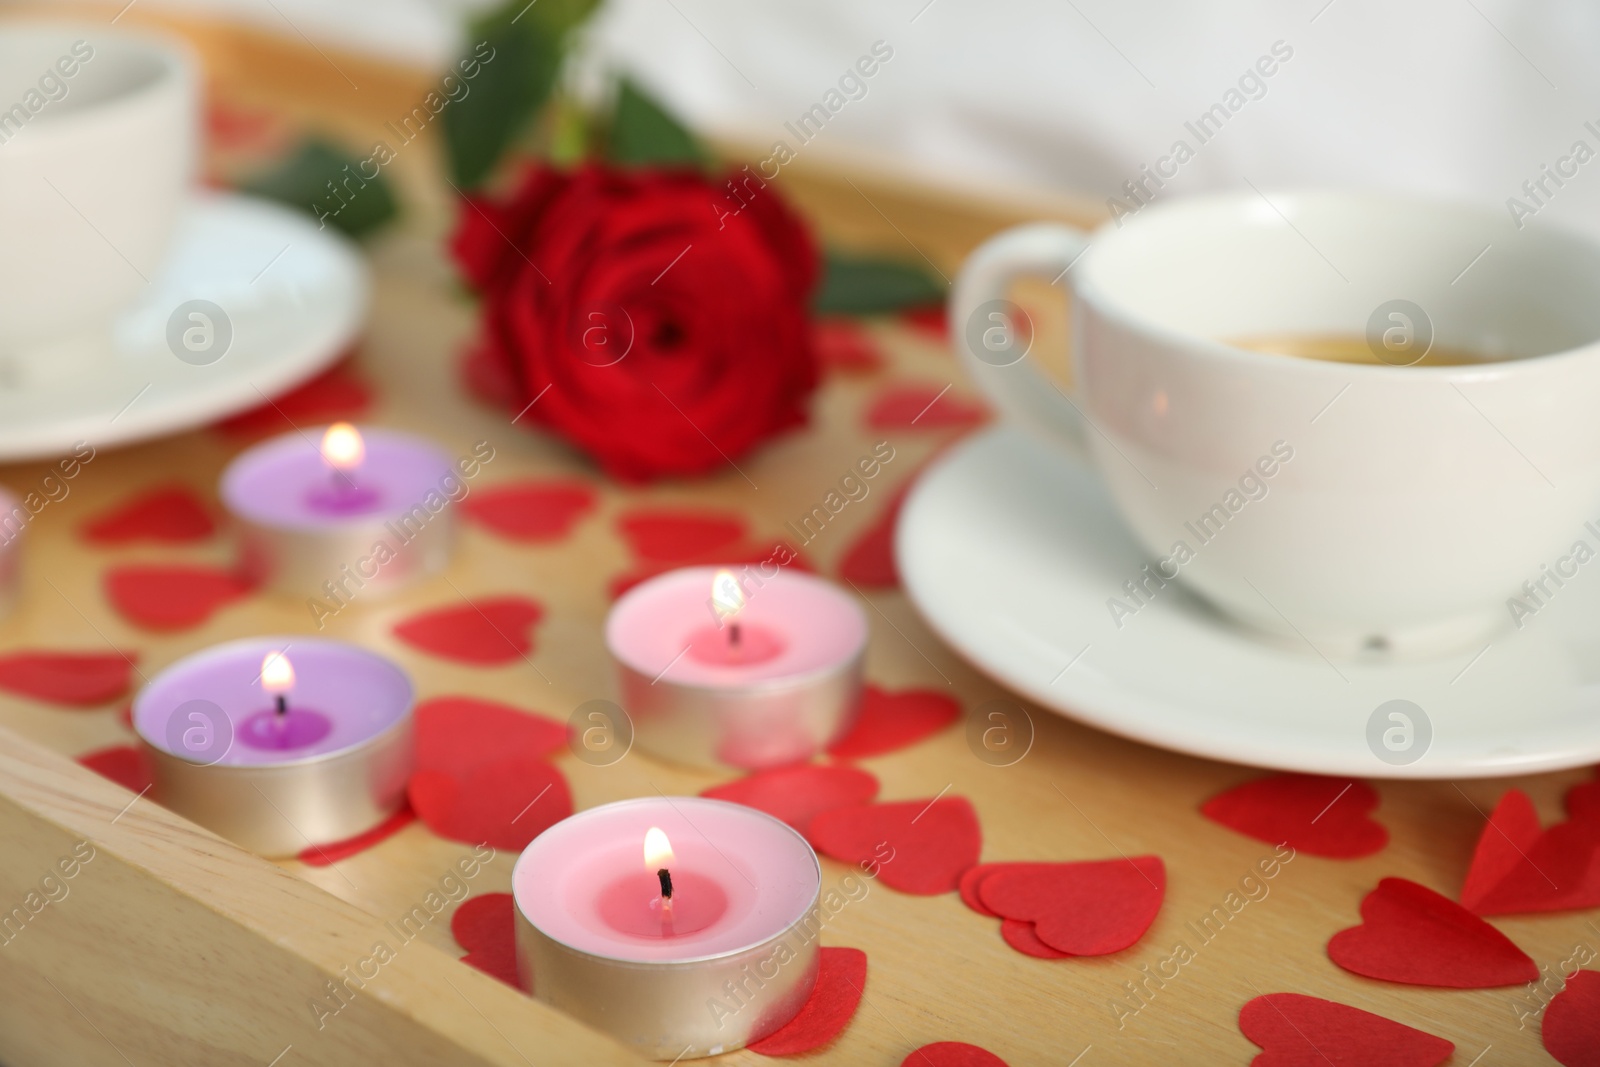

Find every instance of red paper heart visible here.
[865,384,987,430]
[809,797,980,895]
[462,480,597,542]
[813,319,883,374]
[0,651,136,706]
[902,1043,1007,1067]
[1567,775,1600,825]
[979,857,1165,956]
[81,485,215,544]
[1327,877,1537,988]
[959,863,1065,919]
[1462,790,1600,915]
[216,360,371,437]
[827,686,960,760]
[415,696,568,775]
[607,541,813,601]
[702,764,880,838]
[451,891,521,988]
[1239,993,1454,1067]
[104,564,255,631]
[616,508,748,563]
[1000,919,1072,960]
[78,744,152,794]
[298,806,416,866]
[1544,969,1600,1067]
[1201,774,1388,859]
[408,757,571,850]
[393,596,544,665]
[899,305,949,341]
[748,946,866,1056]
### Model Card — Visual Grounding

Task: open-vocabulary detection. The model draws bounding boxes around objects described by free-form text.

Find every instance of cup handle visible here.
[950,222,1093,459]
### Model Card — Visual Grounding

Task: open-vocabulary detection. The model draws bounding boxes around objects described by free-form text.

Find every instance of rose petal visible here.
[393,597,544,665]
[0,651,136,706]
[809,797,980,895]
[1327,877,1538,988]
[81,485,215,544]
[1201,773,1388,859]
[747,946,866,1057]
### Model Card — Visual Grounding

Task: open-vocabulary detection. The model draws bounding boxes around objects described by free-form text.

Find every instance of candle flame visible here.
[710,569,745,621]
[261,650,295,695]
[320,422,365,471]
[643,826,674,870]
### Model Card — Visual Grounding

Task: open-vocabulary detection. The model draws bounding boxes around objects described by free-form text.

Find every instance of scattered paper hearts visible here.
[408,757,571,851]
[1461,789,1600,915]
[451,891,521,988]
[616,508,747,563]
[415,696,567,775]
[81,485,215,544]
[462,480,597,543]
[104,564,255,631]
[837,481,912,588]
[958,862,1058,919]
[1567,774,1600,826]
[215,360,371,437]
[1000,918,1071,960]
[78,744,152,794]
[810,797,980,895]
[701,764,880,839]
[1239,993,1453,1067]
[813,319,883,374]
[901,1043,1008,1067]
[1544,969,1600,1067]
[298,806,416,866]
[1201,774,1387,859]
[748,946,866,1057]
[827,685,960,760]
[393,596,543,665]
[979,858,1166,956]
[899,305,948,342]
[1327,877,1537,988]
[0,651,136,706]
[865,384,986,431]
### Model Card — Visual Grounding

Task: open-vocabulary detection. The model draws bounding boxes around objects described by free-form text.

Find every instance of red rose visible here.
[451,163,820,482]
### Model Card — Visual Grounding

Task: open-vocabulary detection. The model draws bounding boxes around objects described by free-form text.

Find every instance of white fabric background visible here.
[89,0,1600,233]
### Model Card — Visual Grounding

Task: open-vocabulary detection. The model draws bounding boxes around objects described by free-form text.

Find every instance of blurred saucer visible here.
[0,192,365,461]
[897,426,1600,778]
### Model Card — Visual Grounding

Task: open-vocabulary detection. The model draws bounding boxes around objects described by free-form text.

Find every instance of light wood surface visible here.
[0,9,1594,1066]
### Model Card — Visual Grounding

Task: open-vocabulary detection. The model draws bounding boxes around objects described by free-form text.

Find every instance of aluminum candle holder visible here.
[512,798,823,1060]
[132,637,414,857]
[606,567,868,771]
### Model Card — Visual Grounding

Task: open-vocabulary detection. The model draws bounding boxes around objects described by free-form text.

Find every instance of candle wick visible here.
[275,694,288,717]
[657,867,673,901]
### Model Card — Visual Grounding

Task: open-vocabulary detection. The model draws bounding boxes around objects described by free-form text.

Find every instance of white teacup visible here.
[952,191,1600,658]
[0,22,196,386]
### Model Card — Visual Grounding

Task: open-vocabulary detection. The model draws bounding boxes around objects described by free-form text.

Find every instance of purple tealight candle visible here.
[133,637,414,857]
[221,423,458,605]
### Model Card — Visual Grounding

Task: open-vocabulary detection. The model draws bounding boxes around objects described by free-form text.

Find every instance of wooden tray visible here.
[0,11,1591,1066]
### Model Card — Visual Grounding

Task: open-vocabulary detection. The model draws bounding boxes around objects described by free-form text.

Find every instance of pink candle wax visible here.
[606,567,867,770]
[133,637,410,766]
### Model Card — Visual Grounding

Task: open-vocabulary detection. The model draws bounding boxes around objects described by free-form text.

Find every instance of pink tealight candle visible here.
[221,423,459,603]
[133,637,414,857]
[513,797,822,1059]
[606,566,867,770]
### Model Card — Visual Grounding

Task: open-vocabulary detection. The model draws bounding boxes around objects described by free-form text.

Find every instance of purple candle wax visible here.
[133,637,412,766]
[221,426,454,531]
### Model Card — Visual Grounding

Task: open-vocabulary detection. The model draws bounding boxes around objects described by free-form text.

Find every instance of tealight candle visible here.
[132,636,414,857]
[607,566,867,770]
[513,797,822,1060]
[221,423,459,602]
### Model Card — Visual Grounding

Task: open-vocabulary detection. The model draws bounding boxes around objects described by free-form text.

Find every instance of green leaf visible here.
[442,10,563,189]
[240,138,398,239]
[607,77,704,167]
[813,251,946,315]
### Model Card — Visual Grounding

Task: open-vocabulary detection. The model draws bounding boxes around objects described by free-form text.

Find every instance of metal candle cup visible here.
[220,424,457,601]
[606,567,867,771]
[512,797,823,1060]
[132,637,414,857]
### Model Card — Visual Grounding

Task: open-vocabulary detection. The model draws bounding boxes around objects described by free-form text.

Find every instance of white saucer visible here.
[0,193,366,461]
[898,426,1600,779]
